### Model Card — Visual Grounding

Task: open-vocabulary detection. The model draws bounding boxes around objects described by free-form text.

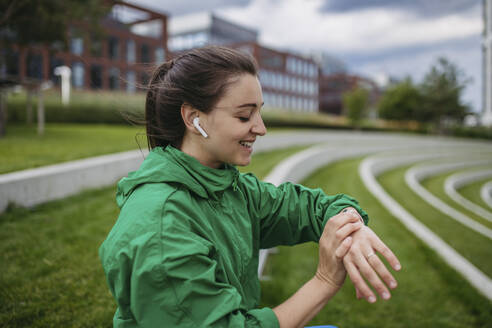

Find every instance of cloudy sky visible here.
[130,0,483,113]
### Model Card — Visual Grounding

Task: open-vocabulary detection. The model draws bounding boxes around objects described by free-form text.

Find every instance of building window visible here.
[238,44,253,55]
[90,35,103,57]
[264,70,271,87]
[259,69,266,86]
[108,37,119,60]
[276,73,282,90]
[140,72,150,86]
[90,65,102,89]
[109,67,120,90]
[155,47,165,63]
[127,40,136,63]
[169,36,183,51]
[286,57,293,73]
[193,32,208,47]
[140,44,151,63]
[26,52,43,79]
[70,37,84,55]
[127,71,136,93]
[3,49,19,76]
[264,92,270,107]
[72,62,85,88]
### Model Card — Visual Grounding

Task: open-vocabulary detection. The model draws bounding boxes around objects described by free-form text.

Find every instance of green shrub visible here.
[451,125,492,140]
[6,90,145,125]
[342,88,369,126]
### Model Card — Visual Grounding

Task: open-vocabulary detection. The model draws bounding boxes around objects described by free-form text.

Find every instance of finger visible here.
[344,258,376,303]
[335,221,362,242]
[358,254,391,300]
[327,211,361,230]
[335,236,353,259]
[355,287,362,299]
[372,237,402,271]
[342,207,363,222]
[367,252,398,289]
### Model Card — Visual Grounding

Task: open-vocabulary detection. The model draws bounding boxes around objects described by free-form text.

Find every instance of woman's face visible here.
[199,73,266,168]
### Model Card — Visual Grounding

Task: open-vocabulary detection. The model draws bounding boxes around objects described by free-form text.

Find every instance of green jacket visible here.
[99,146,368,327]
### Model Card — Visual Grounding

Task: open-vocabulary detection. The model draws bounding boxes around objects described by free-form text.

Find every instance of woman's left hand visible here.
[341,220,401,303]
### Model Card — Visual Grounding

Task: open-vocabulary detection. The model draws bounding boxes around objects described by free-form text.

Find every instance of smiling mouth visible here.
[239,141,253,148]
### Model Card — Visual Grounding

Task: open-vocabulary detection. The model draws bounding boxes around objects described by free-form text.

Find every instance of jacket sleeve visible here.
[239,173,369,249]
[115,202,279,328]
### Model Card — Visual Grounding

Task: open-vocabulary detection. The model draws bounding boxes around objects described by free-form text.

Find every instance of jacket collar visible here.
[116,145,239,207]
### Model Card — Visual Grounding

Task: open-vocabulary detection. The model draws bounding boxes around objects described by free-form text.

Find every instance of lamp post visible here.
[54,66,71,106]
[483,0,492,126]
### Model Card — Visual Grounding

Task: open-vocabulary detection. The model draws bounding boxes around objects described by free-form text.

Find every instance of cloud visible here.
[129,0,483,112]
[355,35,482,111]
[217,0,482,53]
[320,0,479,18]
[126,0,251,15]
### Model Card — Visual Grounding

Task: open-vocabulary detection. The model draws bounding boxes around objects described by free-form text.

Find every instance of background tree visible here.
[419,57,471,129]
[0,0,110,137]
[342,87,369,127]
[378,77,423,121]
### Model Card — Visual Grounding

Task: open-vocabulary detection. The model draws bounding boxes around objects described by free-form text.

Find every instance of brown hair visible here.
[145,46,258,149]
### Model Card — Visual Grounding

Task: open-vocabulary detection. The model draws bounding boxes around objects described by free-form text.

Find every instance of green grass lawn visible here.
[421,168,492,230]
[0,145,309,328]
[458,177,492,211]
[0,124,146,174]
[260,158,492,328]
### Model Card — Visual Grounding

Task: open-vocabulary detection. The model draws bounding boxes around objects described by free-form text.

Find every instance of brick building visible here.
[169,13,318,112]
[3,1,168,92]
[231,42,319,112]
[319,73,379,116]
[169,12,258,52]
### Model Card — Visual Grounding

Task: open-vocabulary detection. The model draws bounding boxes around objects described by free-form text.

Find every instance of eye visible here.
[238,117,250,122]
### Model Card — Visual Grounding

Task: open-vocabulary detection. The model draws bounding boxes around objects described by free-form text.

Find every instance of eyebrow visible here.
[236,102,264,109]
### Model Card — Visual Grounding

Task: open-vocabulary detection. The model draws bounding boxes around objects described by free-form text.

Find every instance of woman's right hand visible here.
[315,210,363,290]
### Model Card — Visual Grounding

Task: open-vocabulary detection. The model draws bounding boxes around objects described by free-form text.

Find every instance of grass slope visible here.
[421,168,492,230]
[458,177,492,211]
[381,166,492,277]
[0,124,145,174]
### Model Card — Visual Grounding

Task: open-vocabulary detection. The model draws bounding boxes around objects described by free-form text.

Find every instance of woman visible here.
[99,46,401,327]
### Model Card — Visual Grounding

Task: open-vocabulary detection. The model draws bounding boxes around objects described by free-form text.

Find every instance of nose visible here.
[251,111,267,136]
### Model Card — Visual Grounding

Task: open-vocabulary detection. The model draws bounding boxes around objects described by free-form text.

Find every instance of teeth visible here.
[240,141,253,148]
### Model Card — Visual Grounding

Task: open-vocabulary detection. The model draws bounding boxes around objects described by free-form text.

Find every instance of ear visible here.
[181,103,200,135]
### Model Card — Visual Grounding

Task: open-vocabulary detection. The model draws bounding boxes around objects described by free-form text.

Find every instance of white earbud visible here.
[193,117,208,138]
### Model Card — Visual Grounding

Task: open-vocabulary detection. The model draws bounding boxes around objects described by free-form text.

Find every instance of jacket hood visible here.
[116,146,239,208]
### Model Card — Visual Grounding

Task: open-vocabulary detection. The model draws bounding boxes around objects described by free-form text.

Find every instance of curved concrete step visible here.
[359,152,492,301]
[405,160,492,240]
[481,180,492,209]
[445,169,492,222]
